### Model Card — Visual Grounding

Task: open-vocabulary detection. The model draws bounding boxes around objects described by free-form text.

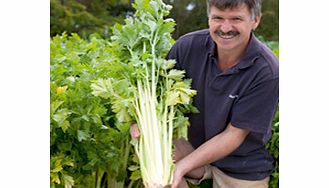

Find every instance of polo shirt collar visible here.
[205,31,216,58]
[237,33,261,70]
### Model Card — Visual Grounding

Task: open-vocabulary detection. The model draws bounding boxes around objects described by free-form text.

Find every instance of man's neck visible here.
[217,36,251,72]
[218,48,245,72]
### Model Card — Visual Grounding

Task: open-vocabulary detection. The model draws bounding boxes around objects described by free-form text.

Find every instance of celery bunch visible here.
[91,0,197,187]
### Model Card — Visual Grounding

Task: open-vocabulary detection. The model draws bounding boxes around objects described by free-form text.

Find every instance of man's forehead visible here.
[210,1,249,9]
[209,4,251,15]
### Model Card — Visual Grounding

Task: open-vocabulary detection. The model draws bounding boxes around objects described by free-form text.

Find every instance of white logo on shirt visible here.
[229,94,239,99]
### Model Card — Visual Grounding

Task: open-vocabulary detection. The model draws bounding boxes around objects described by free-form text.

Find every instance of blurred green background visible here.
[51,0,278,41]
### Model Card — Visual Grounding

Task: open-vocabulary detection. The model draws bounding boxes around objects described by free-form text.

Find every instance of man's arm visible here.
[171,123,250,188]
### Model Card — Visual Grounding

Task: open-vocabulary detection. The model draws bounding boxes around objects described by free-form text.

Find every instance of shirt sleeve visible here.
[230,77,279,135]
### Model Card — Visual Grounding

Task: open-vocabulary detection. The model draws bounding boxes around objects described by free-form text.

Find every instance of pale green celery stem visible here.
[151,34,156,99]
[95,168,104,188]
[152,23,175,186]
[143,83,159,173]
[134,85,151,184]
[161,72,174,185]
[168,105,175,183]
[132,15,174,187]
[151,29,173,186]
[134,80,163,186]
[148,84,163,181]
[161,99,168,185]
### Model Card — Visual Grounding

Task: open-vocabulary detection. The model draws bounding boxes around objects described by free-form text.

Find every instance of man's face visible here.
[208,4,260,53]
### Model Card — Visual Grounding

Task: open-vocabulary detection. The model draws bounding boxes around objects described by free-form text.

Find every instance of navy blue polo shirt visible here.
[167,29,279,180]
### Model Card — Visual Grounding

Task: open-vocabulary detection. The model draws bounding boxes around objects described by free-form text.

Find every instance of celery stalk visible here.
[91,0,197,187]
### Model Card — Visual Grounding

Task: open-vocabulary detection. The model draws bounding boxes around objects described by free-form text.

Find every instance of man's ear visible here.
[252,15,262,30]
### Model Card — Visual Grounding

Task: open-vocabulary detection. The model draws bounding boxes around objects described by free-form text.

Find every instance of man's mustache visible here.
[216,30,240,37]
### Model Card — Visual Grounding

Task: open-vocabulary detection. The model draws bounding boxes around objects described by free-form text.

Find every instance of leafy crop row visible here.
[50,33,134,188]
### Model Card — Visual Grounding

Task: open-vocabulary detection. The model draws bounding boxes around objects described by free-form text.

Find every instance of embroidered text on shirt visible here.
[229,94,239,99]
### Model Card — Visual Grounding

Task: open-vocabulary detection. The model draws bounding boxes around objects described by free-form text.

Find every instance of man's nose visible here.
[220,20,233,33]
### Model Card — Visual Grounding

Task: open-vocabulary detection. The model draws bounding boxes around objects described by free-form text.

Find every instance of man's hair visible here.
[207,0,262,19]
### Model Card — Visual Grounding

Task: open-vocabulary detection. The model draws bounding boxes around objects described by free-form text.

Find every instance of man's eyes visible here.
[213,16,223,20]
[232,17,243,21]
[211,17,243,22]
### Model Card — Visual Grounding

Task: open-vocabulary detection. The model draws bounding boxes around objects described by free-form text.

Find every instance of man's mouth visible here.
[216,30,240,39]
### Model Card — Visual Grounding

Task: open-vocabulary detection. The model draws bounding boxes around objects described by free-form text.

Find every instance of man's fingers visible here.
[130,123,140,139]
[174,138,205,179]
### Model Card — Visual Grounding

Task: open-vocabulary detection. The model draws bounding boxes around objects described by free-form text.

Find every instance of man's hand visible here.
[170,138,205,188]
[174,138,205,179]
[172,123,249,187]
[170,160,189,188]
[130,123,140,139]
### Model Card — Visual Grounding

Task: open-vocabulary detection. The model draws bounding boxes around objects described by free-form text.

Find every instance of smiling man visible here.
[167,0,279,187]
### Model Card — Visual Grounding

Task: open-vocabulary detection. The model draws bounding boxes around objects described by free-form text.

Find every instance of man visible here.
[167,0,279,187]
[131,0,278,187]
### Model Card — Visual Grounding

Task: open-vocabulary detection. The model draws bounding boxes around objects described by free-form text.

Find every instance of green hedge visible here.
[50,0,132,38]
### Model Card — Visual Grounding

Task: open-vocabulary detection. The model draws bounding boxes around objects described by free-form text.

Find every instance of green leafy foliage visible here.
[266,41,279,58]
[50,33,133,188]
[266,108,279,188]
